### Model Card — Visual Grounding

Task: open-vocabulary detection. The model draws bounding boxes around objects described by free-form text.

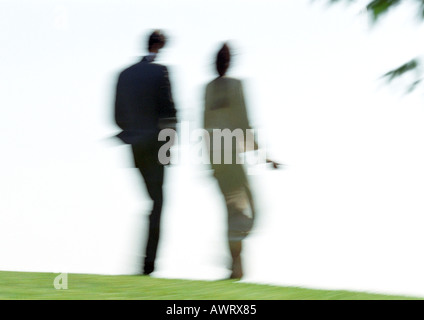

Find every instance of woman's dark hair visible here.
[148,30,166,51]
[216,43,231,77]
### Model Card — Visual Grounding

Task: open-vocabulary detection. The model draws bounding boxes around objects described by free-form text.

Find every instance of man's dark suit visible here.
[114,56,177,275]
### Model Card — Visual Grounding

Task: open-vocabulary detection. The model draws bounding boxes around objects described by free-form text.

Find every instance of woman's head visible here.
[216,43,231,77]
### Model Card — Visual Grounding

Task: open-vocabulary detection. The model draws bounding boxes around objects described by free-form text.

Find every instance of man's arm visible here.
[158,66,177,129]
[114,73,131,130]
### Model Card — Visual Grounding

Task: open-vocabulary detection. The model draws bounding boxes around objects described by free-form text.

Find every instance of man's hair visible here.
[148,30,166,51]
[216,43,231,77]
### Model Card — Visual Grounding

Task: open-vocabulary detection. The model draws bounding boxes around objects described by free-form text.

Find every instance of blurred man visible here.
[114,30,177,275]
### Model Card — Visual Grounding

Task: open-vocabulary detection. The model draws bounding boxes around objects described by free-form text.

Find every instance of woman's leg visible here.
[228,240,243,279]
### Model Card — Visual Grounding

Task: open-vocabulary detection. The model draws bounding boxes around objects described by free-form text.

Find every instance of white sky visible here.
[1,0,424,297]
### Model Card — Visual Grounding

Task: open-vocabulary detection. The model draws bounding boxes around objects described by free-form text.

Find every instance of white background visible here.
[1,0,424,298]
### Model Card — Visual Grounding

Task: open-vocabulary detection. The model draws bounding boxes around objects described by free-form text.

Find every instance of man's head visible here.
[148,30,167,53]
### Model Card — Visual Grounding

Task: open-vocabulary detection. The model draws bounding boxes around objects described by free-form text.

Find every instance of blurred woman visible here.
[203,43,279,279]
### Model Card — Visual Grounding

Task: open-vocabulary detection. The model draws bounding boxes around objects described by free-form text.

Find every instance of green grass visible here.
[0,271,421,300]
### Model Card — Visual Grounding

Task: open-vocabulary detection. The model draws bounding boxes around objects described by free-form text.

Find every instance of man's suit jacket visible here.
[114,56,177,145]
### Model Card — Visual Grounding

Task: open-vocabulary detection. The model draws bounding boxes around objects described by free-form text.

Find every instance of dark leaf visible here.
[383,59,420,82]
[366,0,401,21]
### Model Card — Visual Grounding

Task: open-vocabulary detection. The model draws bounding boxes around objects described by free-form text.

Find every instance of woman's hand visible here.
[266,159,282,169]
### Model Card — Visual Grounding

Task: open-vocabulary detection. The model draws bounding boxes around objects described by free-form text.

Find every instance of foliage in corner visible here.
[317,0,424,93]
